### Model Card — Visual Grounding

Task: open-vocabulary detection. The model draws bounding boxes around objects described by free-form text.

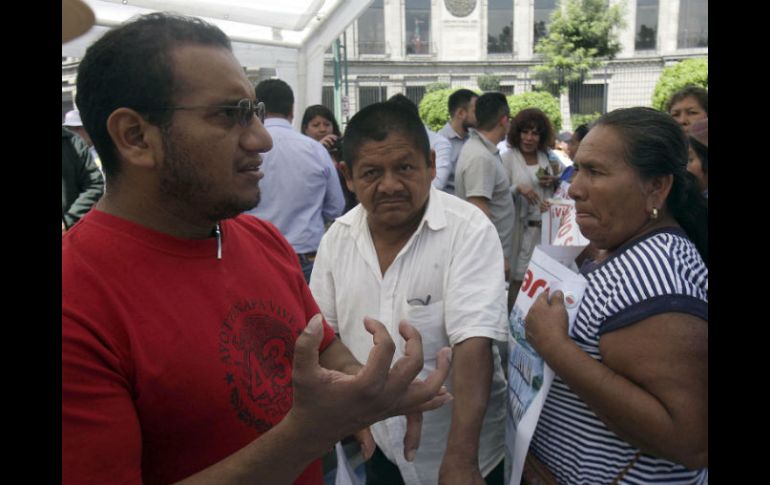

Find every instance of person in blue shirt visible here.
[246,79,345,281]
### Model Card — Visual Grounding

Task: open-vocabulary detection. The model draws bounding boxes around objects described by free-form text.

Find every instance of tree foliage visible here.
[426,82,450,93]
[419,87,480,132]
[507,91,562,132]
[478,75,501,92]
[651,57,708,111]
[570,112,602,128]
[533,0,625,90]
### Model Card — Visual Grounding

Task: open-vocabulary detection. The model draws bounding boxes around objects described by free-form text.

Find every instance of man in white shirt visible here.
[246,79,345,281]
[310,102,507,485]
[436,89,478,194]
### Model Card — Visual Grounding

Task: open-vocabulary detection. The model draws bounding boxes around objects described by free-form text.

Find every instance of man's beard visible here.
[158,129,259,222]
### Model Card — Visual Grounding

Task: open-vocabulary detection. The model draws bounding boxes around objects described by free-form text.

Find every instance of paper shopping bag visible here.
[505,246,588,485]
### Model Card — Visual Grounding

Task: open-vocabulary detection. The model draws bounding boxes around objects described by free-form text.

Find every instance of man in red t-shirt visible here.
[62,13,452,485]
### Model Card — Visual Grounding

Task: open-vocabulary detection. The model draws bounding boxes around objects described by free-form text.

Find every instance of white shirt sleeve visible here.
[308,228,339,333]
[444,214,508,345]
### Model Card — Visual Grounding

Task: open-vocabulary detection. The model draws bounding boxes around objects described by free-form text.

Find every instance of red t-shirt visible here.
[62,211,336,485]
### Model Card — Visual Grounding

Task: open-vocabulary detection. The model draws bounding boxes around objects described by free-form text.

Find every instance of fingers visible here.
[354,428,375,461]
[410,388,453,412]
[549,290,565,307]
[358,317,396,386]
[389,321,424,383]
[394,346,453,412]
[293,314,324,375]
[403,413,423,462]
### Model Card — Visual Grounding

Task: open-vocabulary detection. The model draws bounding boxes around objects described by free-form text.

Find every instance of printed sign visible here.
[505,246,588,485]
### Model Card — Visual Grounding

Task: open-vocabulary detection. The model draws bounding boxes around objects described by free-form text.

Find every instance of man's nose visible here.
[242,119,273,153]
[378,170,404,193]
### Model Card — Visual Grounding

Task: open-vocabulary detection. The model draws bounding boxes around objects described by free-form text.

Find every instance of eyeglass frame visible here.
[145,99,265,127]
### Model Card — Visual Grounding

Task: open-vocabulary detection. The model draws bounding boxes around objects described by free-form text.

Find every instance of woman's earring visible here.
[651,207,659,220]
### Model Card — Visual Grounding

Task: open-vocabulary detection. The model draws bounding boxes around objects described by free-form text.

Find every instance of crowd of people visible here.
[62,9,708,485]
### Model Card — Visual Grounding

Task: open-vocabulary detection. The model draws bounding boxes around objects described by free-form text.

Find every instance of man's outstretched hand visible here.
[289,315,453,460]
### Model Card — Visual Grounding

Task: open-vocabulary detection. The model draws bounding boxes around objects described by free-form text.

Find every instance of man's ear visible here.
[428,149,436,179]
[645,174,674,213]
[340,162,355,193]
[106,108,163,169]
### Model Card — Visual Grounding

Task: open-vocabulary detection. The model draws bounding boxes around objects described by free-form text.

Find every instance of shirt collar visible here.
[264,117,292,128]
[468,128,500,156]
[441,123,464,140]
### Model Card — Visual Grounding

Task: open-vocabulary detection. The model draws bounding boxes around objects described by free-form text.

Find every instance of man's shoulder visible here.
[457,137,495,167]
[433,190,496,231]
[229,214,288,243]
[437,123,456,138]
[265,124,329,159]
[322,206,361,237]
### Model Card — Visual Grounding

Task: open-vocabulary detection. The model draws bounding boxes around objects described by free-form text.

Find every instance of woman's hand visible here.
[538,174,559,188]
[524,289,571,358]
[318,134,339,151]
[518,184,541,206]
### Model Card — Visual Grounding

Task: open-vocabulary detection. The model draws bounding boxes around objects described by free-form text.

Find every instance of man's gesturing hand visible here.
[289,315,453,459]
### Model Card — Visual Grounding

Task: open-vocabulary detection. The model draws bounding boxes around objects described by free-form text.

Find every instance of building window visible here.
[499,85,514,95]
[635,0,658,50]
[568,82,606,116]
[358,0,385,55]
[405,86,427,106]
[322,86,335,112]
[488,0,513,54]
[533,0,557,47]
[678,0,707,48]
[359,86,388,109]
[405,0,431,55]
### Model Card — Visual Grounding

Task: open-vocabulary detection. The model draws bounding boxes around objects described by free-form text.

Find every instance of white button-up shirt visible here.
[310,187,508,484]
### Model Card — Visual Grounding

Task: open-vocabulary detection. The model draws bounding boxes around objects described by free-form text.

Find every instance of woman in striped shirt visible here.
[523,107,708,484]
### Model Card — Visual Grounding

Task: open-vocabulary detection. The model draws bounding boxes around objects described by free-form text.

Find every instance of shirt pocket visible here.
[404,300,448,364]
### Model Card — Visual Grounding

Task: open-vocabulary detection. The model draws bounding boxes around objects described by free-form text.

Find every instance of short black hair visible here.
[573,123,590,142]
[475,92,509,131]
[386,93,421,120]
[342,102,430,171]
[447,89,478,117]
[255,79,294,117]
[75,13,231,179]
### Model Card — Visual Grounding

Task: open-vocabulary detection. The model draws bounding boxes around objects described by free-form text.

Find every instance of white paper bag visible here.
[334,441,364,485]
[505,246,588,485]
[541,199,590,249]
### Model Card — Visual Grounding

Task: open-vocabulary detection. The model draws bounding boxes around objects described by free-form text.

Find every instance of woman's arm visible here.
[526,291,708,469]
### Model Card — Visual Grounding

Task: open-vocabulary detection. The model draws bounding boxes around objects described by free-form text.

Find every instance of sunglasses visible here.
[152,99,265,127]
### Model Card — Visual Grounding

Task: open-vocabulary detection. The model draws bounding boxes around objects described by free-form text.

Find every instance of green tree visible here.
[426,82,450,93]
[533,0,625,127]
[570,112,602,128]
[533,0,625,88]
[478,74,501,92]
[651,57,708,111]
[419,87,480,131]
[507,91,562,132]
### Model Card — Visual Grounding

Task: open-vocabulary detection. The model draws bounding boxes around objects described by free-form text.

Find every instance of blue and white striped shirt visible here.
[531,227,708,484]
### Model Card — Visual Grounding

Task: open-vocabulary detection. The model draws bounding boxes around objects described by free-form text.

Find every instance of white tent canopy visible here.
[62,0,372,123]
